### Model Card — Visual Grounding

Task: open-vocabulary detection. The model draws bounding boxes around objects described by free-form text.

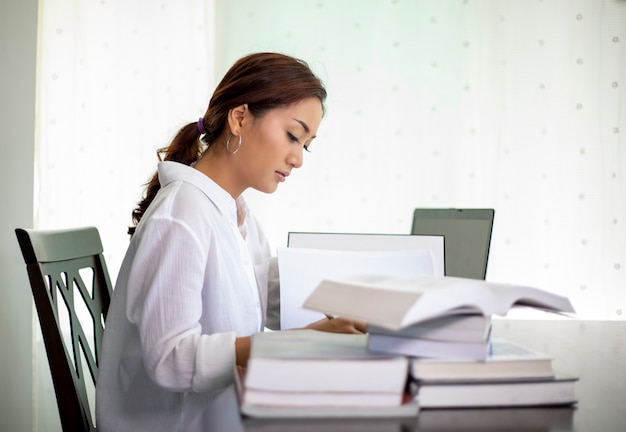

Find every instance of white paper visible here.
[287,232,444,276]
[278,247,436,329]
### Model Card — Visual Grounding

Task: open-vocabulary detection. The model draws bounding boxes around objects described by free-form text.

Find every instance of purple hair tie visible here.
[197,117,207,135]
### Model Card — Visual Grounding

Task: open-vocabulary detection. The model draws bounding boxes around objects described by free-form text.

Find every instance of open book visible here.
[303,274,575,329]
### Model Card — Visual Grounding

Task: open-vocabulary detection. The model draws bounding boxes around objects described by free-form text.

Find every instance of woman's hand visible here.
[235,336,251,367]
[303,316,367,334]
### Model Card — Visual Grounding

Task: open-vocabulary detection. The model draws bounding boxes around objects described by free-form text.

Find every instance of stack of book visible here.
[409,337,578,408]
[367,313,493,361]
[303,274,579,409]
[238,329,419,419]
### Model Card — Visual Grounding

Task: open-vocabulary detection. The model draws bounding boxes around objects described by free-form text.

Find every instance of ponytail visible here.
[128,122,204,236]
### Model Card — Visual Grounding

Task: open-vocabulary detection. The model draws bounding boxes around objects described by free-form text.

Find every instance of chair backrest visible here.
[411,208,495,280]
[15,227,113,432]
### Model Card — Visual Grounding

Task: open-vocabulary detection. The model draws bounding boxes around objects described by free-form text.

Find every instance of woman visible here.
[95,52,364,431]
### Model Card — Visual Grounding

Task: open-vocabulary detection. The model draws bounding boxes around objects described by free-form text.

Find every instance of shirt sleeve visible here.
[125,216,236,393]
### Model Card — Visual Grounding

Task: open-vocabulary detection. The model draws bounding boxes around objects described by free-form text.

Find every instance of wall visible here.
[0,0,38,430]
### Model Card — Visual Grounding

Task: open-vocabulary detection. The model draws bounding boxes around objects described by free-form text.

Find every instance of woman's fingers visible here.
[304,316,367,334]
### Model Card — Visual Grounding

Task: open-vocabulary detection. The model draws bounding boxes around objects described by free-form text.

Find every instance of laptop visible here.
[411,208,495,280]
[287,232,445,276]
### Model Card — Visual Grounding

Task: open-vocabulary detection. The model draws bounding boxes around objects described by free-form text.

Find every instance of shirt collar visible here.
[157,161,237,217]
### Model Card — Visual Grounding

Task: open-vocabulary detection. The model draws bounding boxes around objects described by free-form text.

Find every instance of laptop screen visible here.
[411,208,494,280]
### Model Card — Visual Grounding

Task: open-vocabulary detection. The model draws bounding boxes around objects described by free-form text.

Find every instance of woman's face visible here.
[234,97,323,194]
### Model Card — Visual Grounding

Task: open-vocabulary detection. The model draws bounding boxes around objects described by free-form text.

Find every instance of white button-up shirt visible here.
[96,161,271,432]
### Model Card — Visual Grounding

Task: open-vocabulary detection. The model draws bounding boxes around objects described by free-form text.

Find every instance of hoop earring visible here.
[226,133,242,155]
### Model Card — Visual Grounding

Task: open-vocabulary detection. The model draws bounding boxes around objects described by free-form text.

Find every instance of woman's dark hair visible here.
[128,52,327,236]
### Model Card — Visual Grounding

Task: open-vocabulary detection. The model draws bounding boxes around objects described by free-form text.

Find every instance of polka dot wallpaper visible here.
[37,0,625,320]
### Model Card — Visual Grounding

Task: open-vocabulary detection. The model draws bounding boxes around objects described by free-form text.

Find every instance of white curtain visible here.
[36,0,216,278]
[219,0,626,320]
[37,1,624,321]
[35,1,216,429]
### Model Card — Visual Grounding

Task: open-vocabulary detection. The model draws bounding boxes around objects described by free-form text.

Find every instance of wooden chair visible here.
[15,227,113,432]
